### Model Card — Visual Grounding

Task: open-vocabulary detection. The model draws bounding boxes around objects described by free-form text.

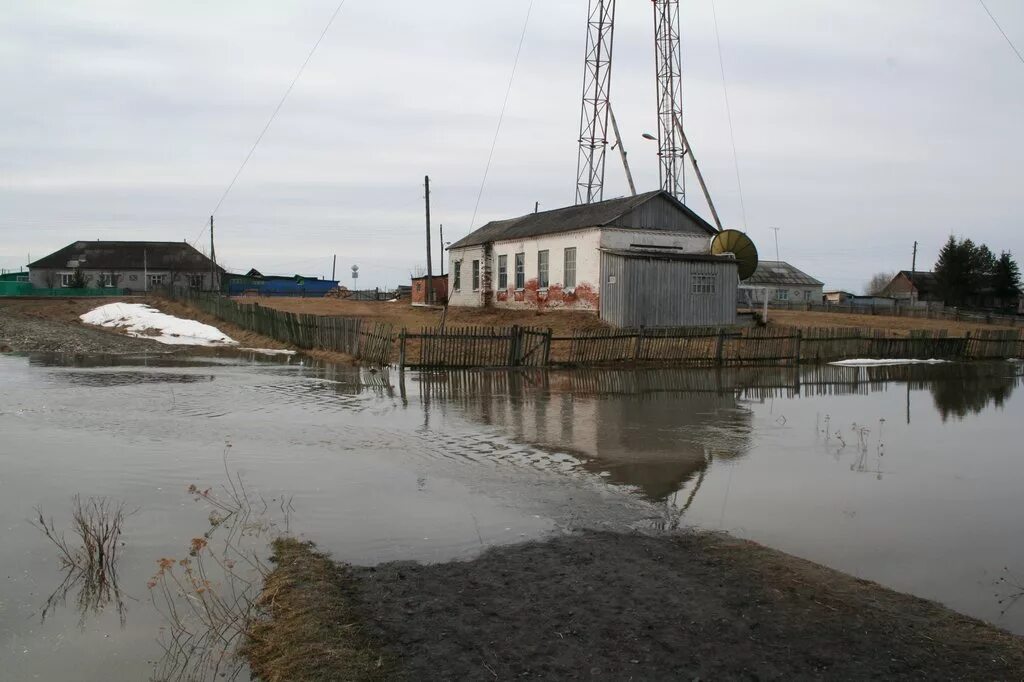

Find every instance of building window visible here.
[472,260,480,291]
[97,273,113,288]
[564,247,576,288]
[775,288,789,301]
[515,252,525,289]
[498,254,508,289]
[60,273,74,287]
[189,274,204,289]
[149,274,165,288]
[537,250,549,288]
[691,273,715,294]
[453,261,461,291]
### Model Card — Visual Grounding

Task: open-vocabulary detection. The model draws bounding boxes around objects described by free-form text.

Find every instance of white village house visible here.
[446,190,739,327]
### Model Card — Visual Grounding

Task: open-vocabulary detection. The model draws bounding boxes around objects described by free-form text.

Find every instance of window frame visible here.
[537,250,549,289]
[775,288,789,301]
[453,261,461,291]
[149,273,166,288]
[514,252,525,290]
[59,273,74,288]
[471,259,480,291]
[189,274,204,289]
[691,272,716,295]
[563,247,577,289]
[497,254,508,290]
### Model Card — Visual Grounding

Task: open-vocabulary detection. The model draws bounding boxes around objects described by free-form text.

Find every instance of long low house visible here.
[28,241,222,292]
[446,190,739,327]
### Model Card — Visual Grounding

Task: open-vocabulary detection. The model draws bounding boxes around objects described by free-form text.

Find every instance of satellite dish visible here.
[711,229,759,280]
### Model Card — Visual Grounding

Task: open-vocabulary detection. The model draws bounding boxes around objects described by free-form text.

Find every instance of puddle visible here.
[1,353,1022,679]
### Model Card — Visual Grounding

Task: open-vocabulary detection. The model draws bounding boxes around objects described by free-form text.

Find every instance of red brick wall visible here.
[411,277,448,305]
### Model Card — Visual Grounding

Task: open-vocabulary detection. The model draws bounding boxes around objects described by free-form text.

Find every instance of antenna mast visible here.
[575,0,616,205]
[652,0,686,202]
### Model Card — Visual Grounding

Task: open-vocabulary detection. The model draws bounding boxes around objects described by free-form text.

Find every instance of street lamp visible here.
[641,133,657,141]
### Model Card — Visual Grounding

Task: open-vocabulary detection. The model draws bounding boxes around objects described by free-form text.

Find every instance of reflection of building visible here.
[417,369,753,500]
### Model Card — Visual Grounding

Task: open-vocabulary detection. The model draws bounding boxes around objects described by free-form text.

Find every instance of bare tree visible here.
[864,271,895,296]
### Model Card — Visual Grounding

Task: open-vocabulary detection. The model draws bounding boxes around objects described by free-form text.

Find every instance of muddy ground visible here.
[253,531,1024,681]
[0,299,165,354]
[0,297,295,355]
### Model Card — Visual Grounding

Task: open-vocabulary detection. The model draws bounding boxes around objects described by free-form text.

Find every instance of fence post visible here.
[794,329,802,365]
[634,326,645,361]
[398,329,407,369]
[508,325,521,367]
[715,328,726,366]
[543,328,553,367]
[962,331,971,360]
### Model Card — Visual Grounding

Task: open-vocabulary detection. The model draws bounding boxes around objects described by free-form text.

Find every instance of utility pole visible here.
[209,215,216,292]
[535,201,539,213]
[439,225,444,278]
[609,105,637,196]
[911,241,918,304]
[331,254,337,281]
[424,175,433,305]
[771,227,781,262]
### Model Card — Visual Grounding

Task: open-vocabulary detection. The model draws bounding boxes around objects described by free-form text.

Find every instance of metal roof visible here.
[449,190,717,249]
[28,241,223,272]
[600,248,735,264]
[895,270,938,293]
[744,260,824,287]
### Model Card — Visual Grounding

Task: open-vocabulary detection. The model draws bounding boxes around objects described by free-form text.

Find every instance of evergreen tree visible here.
[934,235,969,305]
[992,251,1022,306]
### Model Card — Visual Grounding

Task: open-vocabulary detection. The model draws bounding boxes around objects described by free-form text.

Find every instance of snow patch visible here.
[829,358,950,367]
[80,303,237,347]
[239,348,297,356]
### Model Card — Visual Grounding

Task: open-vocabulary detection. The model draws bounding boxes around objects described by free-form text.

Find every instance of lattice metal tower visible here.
[575,0,616,205]
[652,0,686,202]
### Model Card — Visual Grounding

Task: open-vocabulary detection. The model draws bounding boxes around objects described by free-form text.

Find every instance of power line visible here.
[710,0,748,232]
[978,0,1024,66]
[468,0,535,232]
[191,0,350,247]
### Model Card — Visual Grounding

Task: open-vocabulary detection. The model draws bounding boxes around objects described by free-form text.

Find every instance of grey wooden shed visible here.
[599,249,738,328]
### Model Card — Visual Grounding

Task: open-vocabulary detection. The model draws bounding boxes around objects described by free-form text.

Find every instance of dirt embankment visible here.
[769,309,1020,336]
[0,297,299,356]
[248,531,1024,681]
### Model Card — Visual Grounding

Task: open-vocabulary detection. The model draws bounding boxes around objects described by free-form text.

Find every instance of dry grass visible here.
[245,297,610,336]
[242,538,390,682]
[768,309,1020,336]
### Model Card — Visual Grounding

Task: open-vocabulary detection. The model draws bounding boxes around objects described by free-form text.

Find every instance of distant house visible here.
[823,290,855,304]
[446,190,738,327]
[741,261,824,304]
[28,241,222,292]
[224,269,338,297]
[881,271,940,303]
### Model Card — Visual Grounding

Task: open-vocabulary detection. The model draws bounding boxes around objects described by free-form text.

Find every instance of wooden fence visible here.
[169,291,394,365]
[168,292,1022,370]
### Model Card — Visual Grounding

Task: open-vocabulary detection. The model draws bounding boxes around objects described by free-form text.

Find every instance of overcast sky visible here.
[1,0,1022,291]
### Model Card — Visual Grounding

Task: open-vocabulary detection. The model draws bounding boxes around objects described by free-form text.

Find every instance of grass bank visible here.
[242,538,390,681]
[245,531,1024,680]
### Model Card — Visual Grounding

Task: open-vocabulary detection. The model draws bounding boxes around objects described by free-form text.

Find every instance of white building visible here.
[741,260,824,305]
[446,190,732,324]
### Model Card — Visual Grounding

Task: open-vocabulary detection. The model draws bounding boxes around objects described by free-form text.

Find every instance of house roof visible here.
[28,241,223,272]
[449,190,717,249]
[745,260,824,287]
[896,270,938,293]
[600,248,735,265]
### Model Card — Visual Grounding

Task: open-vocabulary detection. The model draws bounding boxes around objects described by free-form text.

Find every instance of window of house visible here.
[691,273,715,294]
[149,274,165,288]
[564,247,576,288]
[453,261,461,291]
[498,255,508,289]
[537,250,549,288]
[60,273,74,288]
[189,274,204,289]
[97,273,112,288]
[472,260,480,291]
[775,288,789,301]
[514,252,525,289]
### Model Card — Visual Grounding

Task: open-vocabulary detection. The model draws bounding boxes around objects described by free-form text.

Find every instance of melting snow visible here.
[80,303,237,347]
[829,358,950,367]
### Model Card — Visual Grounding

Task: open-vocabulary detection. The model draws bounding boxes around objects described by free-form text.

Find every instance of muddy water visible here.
[1,354,1022,679]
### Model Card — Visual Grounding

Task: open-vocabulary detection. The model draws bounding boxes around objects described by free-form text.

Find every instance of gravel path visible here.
[0,305,166,354]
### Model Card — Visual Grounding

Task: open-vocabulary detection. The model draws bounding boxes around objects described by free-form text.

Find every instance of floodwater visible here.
[1,353,1022,679]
